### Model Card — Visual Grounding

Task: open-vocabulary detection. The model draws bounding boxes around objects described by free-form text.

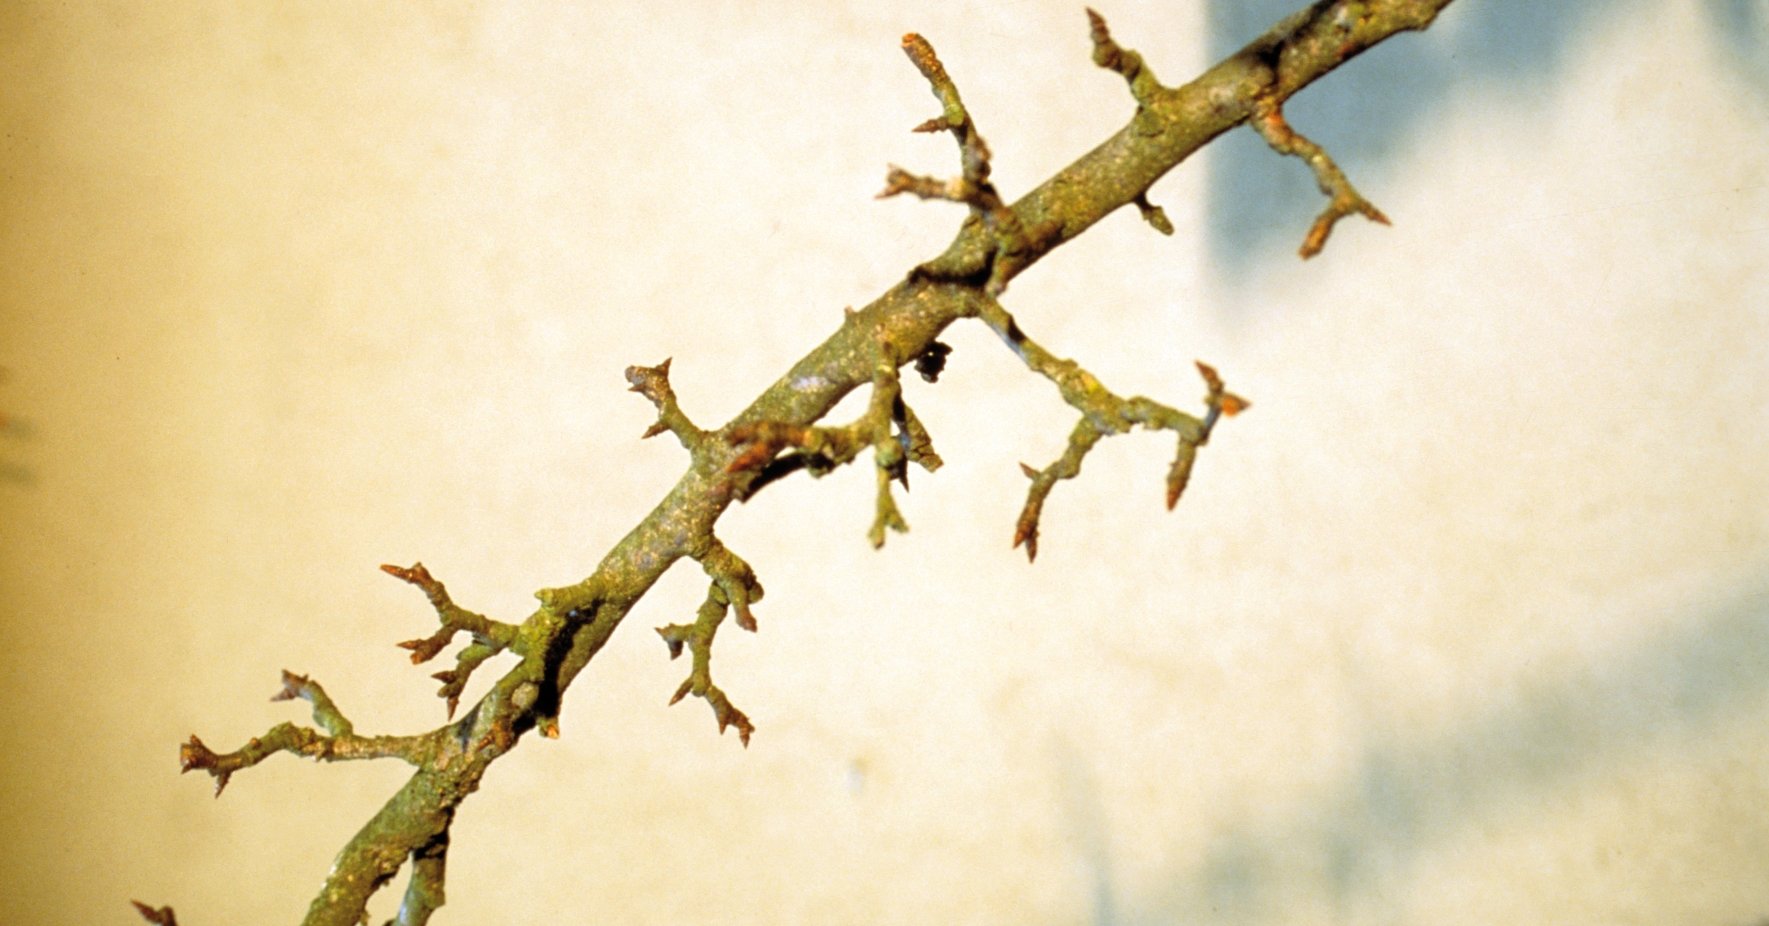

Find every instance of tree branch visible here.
[147,2,1458,922]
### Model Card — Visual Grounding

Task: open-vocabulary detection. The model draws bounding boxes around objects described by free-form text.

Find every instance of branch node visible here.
[382,561,519,716]
[698,540,763,632]
[724,335,942,529]
[626,358,708,448]
[179,734,230,797]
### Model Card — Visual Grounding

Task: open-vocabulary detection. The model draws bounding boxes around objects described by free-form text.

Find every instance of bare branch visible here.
[180,672,438,796]
[971,296,1240,560]
[897,33,995,200]
[382,562,521,718]
[1251,97,1391,258]
[164,2,1458,920]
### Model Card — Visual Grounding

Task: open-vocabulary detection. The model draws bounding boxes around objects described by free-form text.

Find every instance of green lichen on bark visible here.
[152,3,1457,923]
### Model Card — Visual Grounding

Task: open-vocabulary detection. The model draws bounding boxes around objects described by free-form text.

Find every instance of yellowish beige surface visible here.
[3,2,1767,923]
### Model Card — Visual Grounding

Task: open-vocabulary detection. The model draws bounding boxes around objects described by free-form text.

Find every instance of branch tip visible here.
[131,902,178,926]
[1195,360,1223,392]
[271,669,307,702]
[1134,192,1174,236]
[656,624,688,660]
[1012,514,1041,563]
[1086,7,1166,104]
[1195,360,1250,417]
[382,560,516,714]
[179,734,230,797]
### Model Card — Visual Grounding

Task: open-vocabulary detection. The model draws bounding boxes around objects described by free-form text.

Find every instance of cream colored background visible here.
[4,2,1768,923]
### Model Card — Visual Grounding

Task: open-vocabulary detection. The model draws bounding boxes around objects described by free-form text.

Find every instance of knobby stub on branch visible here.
[145,3,1457,923]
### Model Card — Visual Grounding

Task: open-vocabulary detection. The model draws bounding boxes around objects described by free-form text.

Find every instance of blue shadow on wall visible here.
[1055,577,1769,925]
[1703,0,1769,94]
[1202,0,1639,285]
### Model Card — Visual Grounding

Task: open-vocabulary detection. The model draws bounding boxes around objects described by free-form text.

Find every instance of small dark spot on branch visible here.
[914,340,952,383]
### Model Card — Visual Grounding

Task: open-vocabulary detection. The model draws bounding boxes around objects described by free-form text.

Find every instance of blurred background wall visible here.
[3,2,1766,923]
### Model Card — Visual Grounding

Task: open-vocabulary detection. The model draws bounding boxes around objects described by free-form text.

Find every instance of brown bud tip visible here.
[131,901,179,926]
[1219,392,1250,417]
[1195,360,1224,392]
[179,735,215,773]
[1018,462,1039,480]
[1166,443,1198,511]
[900,33,944,81]
[379,561,431,585]
[540,718,560,739]
[669,679,693,706]
[271,670,307,702]
[1012,523,1039,563]
[656,626,687,660]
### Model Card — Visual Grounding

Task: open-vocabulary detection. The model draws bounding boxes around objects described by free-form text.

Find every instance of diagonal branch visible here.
[162,3,1459,923]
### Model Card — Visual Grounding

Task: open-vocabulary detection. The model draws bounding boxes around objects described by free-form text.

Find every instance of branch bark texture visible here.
[152,2,1456,923]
